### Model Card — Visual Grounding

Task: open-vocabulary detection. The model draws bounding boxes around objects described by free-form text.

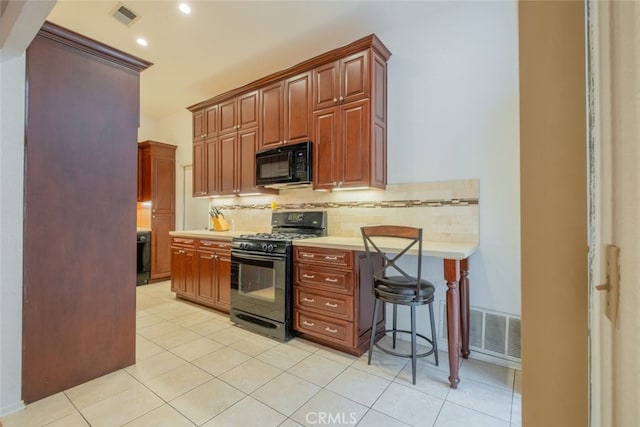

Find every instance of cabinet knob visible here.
[339,96,344,102]
[283,140,288,144]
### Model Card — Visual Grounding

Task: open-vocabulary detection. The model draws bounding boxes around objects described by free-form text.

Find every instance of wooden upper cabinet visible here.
[188,34,390,193]
[261,72,312,149]
[192,104,219,142]
[206,137,220,195]
[238,128,260,194]
[260,82,284,148]
[220,91,259,135]
[192,141,206,197]
[219,132,237,195]
[138,141,176,212]
[219,98,237,135]
[313,51,368,110]
[312,48,385,191]
[313,101,375,190]
[192,109,205,142]
[284,72,312,145]
[205,104,219,137]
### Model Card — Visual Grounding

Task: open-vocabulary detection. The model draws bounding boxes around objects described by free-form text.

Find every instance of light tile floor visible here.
[1,281,521,427]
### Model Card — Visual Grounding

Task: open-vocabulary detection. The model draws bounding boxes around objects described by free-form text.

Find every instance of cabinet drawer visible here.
[198,239,231,253]
[295,311,353,346]
[295,265,353,294]
[294,287,353,320]
[172,237,196,248]
[295,247,353,268]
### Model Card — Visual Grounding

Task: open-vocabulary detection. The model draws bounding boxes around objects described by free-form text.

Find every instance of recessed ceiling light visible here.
[136,37,148,47]
[178,3,191,14]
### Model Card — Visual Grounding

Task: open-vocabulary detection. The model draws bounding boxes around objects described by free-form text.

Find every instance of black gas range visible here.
[230,211,327,341]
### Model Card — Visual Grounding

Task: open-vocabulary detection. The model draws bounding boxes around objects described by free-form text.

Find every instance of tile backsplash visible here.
[210,179,479,243]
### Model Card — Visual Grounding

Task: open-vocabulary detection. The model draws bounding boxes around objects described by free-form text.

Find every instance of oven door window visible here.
[231,252,287,322]
[256,151,292,183]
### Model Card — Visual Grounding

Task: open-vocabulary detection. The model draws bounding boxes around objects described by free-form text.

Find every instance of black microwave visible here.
[255,141,312,188]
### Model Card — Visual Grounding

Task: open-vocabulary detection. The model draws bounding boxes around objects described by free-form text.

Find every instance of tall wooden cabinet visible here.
[138,140,177,280]
[23,21,151,403]
[312,47,388,191]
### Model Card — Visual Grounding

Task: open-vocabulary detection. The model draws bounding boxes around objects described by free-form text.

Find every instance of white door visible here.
[589,1,640,425]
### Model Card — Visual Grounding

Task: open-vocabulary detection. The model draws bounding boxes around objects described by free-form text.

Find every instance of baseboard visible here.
[0,400,25,417]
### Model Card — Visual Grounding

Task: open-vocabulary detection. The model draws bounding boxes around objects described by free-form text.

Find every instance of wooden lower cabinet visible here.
[293,246,384,355]
[171,237,231,313]
[196,240,231,312]
[171,238,197,297]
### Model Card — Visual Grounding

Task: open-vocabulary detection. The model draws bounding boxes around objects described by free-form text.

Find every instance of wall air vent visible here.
[110,2,140,27]
[439,301,521,363]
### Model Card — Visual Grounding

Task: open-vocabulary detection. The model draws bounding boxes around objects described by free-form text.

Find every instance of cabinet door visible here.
[196,250,216,306]
[192,109,205,142]
[312,107,339,190]
[151,213,174,280]
[138,145,152,201]
[284,72,312,144]
[171,246,185,293]
[238,128,259,194]
[205,137,220,195]
[171,241,196,294]
[205,104,219,137]
[219,133,237,195]
[340,100,370,188]
[238,91,259,129]
[219,98,237,135]
[183,247,197,298]
[260,82,284,148]
[215,251,231,312]
[340,51,369,103]
[313,61,339,110]
[192,142,206,197]
[152,155,175,213]
[137,146,143,202]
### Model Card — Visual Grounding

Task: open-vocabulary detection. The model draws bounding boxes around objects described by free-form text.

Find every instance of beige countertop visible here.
[170,230,478,259]
[169,229,258,241]
[293,236,478,260]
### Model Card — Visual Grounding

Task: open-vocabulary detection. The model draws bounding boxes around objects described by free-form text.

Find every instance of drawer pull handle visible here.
[202,242,213,246]
[302,274,315,279]
[302,253,315,258]
[303,321,315,327]
[324,277,338,283]
[325,327,338,334]
[302,297,315,303]
[324,255,338,260]
[325,302,338,308]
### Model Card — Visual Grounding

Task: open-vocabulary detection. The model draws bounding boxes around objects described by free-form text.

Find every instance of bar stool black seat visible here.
[361,225,439,385]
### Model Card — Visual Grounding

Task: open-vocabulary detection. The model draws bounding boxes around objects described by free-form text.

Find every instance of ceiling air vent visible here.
[110,2,140,27]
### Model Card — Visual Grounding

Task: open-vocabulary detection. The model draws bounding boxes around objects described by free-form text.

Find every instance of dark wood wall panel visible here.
[23,23,150,404]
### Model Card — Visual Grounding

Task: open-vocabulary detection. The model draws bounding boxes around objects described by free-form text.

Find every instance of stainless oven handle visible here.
[232,251,287,262]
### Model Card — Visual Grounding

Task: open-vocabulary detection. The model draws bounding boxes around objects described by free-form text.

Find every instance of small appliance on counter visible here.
[136,230,151,285]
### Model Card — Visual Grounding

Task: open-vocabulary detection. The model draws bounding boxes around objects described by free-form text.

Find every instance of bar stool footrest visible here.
[374,329,436,359]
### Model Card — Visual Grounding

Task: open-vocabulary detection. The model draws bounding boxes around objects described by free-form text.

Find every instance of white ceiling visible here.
[46,0,397,119]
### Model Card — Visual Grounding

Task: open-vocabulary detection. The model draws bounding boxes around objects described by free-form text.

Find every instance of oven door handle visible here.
[232,251,287,262]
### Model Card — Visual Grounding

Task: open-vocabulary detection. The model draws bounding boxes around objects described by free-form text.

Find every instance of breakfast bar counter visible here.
[294,236,479,389]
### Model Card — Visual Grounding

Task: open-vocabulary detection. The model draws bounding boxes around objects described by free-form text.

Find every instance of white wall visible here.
[156,2,521,318]
[0,0,56,415]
